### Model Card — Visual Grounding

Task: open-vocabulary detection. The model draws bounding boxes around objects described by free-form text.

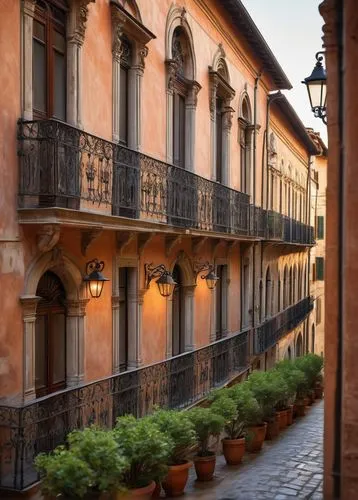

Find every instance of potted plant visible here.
[187,407,225,481]
[35,446,94,499]
[113,415,172,499]
[210,394,241,465]
[67,427,129,498]
[270,370,291,430]
[274,360,307,424]
[148,409,197,497]
[246,371,282,441]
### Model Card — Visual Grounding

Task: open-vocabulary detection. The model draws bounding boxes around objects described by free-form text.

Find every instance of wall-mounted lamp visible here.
[302,51,327,124]
[83,259,109,298]
[194,261,219,290]
[145,263,177,297]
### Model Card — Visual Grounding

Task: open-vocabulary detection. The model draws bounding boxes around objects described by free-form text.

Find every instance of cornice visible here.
[270,120,311,168]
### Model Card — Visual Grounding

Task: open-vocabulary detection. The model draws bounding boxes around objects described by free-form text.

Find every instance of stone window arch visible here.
[22,0,94,126]
[209,45,235,185]
[111,0,155,149]
[239,92,253,196]
[165,6,201,171]
[20,250,88,401]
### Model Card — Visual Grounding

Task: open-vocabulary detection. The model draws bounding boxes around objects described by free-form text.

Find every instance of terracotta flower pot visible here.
[287,405,294,425]
[315,385,324,399]
[222,437,245,465]
[193,453,216,481]
[162,461,192,497]
[295,400,306,417]
[151,482,161,498]
[265,416,280,440]
[276,409,288,430]
[245,423,267,453]
[116,481,156,500]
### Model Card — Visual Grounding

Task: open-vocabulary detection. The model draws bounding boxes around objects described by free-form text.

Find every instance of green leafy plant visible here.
[294,354,323,389]
[247,370,285,422]
[210,395,238,438]
[113,414,172,489]
[67,427,128,494]
[35,446,93,499]
[274,359,307,404]
[149,409,197,465]
[187,407,225,457]
[228,382,263,430]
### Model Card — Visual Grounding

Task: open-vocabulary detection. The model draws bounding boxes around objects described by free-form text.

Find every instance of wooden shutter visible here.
[316,257,324,280]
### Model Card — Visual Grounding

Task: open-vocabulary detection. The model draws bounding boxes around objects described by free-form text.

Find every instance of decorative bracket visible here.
[165,234,182,257]
[81,227,103,256]
[138,232,156,257]
[144,263,170,289]
[192,236,208,255]
[116,231,136,255]
[193,261,214,280]
[37,224,60,253]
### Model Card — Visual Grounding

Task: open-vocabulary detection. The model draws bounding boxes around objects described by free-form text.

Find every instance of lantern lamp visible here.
[302,51,327,124]
[194,261,219,290]
[84,259,109,298]
[145,263,177,298]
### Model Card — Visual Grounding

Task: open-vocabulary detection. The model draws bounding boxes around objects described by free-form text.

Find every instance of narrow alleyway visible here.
[184,400,323,500]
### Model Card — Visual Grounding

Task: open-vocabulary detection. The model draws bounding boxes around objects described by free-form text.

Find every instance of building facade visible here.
[0,0,320,492]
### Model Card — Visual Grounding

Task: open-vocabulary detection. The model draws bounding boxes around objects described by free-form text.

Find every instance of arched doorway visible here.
[296,333,303,357]
[172,264,185,356]
[312,324,316,353]
[35,271,67,398]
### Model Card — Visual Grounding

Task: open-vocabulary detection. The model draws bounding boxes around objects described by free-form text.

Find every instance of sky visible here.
[241,0,327,144]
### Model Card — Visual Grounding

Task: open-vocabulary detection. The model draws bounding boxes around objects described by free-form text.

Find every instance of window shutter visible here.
[317,216,324,239]
[316,257,324,280]
[316,297,321,325]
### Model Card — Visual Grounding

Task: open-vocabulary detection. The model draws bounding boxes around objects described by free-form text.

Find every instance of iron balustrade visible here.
[253,296,314,355]
[18,119,314,244]
[0,330,248,491]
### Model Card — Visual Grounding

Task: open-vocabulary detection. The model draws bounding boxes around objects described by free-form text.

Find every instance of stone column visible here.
[183,285,196,351]
[222,106,233,187]
[65,298,89,386]
[166,61,176,164]
[185,83,201,173]
[112,295,120,373]
[127,268,140,369]
[20,295,41,401]
[209,75,218,180]
[22,0,36,120]
[210,288,216,343]
[166,293,174,358]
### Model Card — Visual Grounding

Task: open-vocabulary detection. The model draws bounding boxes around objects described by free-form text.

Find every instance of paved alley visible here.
[184,400,323,500]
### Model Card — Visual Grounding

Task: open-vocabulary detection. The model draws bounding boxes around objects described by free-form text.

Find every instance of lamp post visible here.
[83,259,110,298]
[145,263,177,297]
[302,51,327,124]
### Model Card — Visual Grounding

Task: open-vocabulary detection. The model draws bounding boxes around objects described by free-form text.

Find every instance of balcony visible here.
[18,119,314,245]
[253,296,314,355]
[0,330,249,491]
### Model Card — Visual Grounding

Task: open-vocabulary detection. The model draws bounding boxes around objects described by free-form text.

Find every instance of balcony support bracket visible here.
[81,227,103,256]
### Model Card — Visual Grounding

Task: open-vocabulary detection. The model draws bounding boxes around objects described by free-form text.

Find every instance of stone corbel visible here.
[138,232,156,256]
[68,0,95,47]
[222,106,235,131]
[209,72,219,120]
[212,239,226,258]
[165,235,182,257]
[37,224,61,253]
[81,227,103,256]
[116,231,136,255]
[227,240,239,256]
[187,81,202,108]
[166,59,178,92]
[134,43,149,72]
[111,5,126,62]
[192,236,208,256]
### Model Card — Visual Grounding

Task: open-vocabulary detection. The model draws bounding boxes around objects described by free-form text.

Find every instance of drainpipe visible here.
[333,0,344,495]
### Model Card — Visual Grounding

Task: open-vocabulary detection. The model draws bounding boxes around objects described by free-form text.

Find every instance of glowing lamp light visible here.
[84,259,109,298]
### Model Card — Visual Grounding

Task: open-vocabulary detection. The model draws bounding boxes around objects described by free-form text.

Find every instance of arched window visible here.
[209,47,235,185]
[265,267,272,318]
[33,0,68,120]
[166,8,199,172]
[35,271,67,397]
[296,333,303,357]
[283,265,288,309]
[293,265,297,303]
[289,266,293,305]
[239,95,253,195]
[172,264,185,356]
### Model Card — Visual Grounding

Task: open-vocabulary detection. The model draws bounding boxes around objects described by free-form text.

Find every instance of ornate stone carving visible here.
[37,224,60,253]
[209,73,219,120]
[187,81,201,107]
[69,0,95,46]
[319,0,337,49]
[166,59,178,91]
[222,106,235,131]
[137,45,149,70]
[116,231,136,255]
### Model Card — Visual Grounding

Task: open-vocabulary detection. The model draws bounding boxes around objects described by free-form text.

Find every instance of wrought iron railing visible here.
[253,296,314,355]
[0,330,248,491]
[17,119,314,244]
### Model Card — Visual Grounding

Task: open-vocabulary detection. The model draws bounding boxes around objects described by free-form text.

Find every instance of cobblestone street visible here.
[184,400,323,500]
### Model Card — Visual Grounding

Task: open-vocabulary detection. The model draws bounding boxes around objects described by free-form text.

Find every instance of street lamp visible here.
[83,259,110,298]
[145,263,177,297]
[193,262,219,290]
[302,51,327,124]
